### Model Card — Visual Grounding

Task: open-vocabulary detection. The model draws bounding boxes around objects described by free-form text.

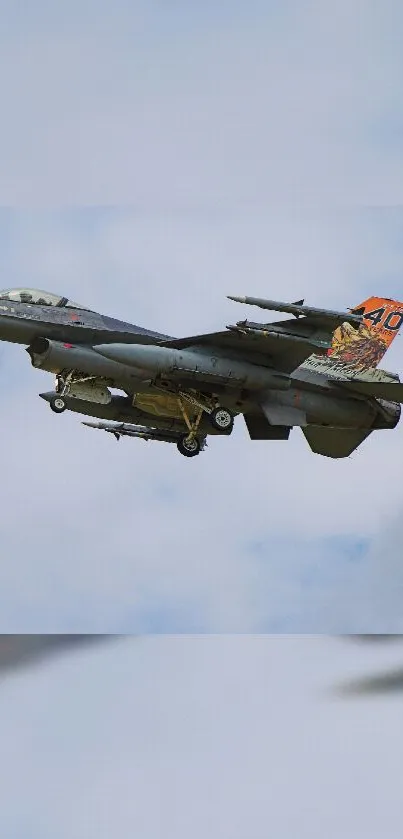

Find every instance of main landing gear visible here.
[209,407,234,433]
[47,375,235,459]
[175,395,234,457]
[177,434,202,457]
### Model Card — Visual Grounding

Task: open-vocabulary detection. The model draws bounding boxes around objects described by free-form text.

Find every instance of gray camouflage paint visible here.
[0,289,401,458]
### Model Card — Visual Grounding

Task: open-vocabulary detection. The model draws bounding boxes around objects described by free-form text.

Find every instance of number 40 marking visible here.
[364,307,403,332]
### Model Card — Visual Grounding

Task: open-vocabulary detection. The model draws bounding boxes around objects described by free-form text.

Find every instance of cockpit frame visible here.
[0,288,90,310]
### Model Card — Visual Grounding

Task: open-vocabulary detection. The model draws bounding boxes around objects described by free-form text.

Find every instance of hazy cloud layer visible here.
[0,208,403,631]
[1,0,403,205]
[0,636,403,838]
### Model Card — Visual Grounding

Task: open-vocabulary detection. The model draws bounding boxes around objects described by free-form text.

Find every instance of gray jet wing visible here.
[158,295,363,373]
[159,317,335,374]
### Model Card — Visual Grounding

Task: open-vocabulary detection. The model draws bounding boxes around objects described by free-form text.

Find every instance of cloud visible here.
[1,208,403,631]
[325,516,403,633]
[0,1,402,205]
[0,637,403,838]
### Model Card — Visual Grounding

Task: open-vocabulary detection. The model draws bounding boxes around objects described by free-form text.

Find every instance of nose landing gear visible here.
[48,371,75,413]
[49,395,67,413]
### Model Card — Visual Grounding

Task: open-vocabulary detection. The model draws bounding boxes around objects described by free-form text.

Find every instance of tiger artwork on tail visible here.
[328,296,403,371]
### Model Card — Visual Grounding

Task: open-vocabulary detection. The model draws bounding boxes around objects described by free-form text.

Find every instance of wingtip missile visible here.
[228,295,306,307]
[228,295,310,315]
[227,295,363,326]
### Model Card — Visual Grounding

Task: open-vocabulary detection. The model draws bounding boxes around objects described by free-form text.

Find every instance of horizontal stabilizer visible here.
[302,426,372,458]
[335,378,403,403]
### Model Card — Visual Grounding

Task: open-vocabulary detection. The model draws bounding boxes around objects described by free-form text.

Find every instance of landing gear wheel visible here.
[50,395,67,414]
[210,407,234,433]
[177,434,201,457]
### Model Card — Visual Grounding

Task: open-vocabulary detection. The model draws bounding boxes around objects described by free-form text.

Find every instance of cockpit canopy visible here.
[0,288,90,310]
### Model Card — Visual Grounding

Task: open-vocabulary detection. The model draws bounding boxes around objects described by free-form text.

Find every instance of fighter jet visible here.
[1,286,403,458]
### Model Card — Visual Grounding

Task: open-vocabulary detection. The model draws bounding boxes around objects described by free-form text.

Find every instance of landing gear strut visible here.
[175,398,204,457]
[171,392,235,456]
[49,371,103,416]
[176,392,234,433]
[49,371,75,413]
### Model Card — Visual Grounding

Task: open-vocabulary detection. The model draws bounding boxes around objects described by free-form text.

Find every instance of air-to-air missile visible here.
[82,421,185,445]
[227,295,365,326]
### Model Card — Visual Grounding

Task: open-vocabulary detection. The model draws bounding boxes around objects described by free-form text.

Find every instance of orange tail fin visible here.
[328,296,403,369]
